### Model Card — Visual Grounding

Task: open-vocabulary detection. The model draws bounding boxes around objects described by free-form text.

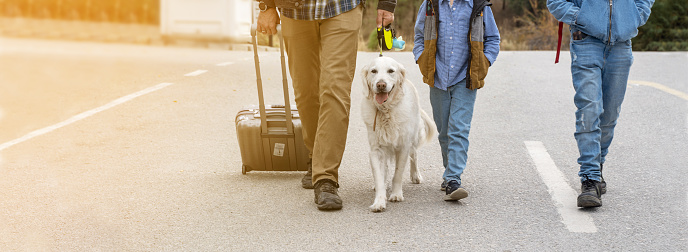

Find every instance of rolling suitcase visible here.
[235,24,309,174]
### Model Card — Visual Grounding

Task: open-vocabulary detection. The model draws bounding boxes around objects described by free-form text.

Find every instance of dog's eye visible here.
[371,69,377,74]
[387,69,395,74]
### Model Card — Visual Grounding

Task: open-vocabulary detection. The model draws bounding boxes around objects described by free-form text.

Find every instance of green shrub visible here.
[367,30,379,51]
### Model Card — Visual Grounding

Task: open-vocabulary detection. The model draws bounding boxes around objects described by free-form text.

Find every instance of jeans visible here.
[569,35,633,182]
[429,79,477,185]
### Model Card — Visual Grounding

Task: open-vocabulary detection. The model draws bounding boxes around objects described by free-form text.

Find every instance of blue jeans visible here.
[570,36,633,182]
[429,79,477,185]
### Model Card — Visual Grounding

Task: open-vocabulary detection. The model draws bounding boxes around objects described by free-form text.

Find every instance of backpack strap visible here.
[431,0,439,31]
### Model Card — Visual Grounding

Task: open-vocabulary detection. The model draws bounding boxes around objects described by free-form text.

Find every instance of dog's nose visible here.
[376,82,386,91]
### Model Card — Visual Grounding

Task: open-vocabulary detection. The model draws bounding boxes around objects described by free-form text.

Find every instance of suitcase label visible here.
[273,143,285,157]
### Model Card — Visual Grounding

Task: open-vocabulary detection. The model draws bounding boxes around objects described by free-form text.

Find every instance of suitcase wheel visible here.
[242,165,249,175]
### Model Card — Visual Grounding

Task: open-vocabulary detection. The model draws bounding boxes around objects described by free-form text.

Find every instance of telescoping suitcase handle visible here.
[250,23,294,136]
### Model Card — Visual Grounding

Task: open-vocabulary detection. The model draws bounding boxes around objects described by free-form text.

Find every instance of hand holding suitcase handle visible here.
[250,23,294,136]
[251,23,281,36]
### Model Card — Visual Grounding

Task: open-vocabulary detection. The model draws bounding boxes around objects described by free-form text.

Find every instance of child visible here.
[413,0,500,201]
[547,0,654,207]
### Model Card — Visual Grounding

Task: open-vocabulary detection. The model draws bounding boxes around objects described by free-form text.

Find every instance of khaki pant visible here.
[281,6,362,185]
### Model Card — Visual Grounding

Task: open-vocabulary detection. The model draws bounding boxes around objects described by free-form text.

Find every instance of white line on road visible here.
[0,83,173,151]
[524,141,598,233]
[216,62,234,66]
[629,80,688,101]
[184,70,208,77]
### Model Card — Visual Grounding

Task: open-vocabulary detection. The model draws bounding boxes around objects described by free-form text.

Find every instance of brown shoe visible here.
[301,160,313,189]
[313,179,342,211]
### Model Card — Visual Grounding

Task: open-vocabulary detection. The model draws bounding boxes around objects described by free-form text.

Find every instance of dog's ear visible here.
[360,63,374,99]
[398,61,407,84]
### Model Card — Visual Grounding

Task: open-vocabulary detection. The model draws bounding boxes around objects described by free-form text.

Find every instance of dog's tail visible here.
[419,109,437,145]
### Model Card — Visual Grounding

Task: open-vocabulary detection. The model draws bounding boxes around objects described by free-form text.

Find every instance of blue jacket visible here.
[547,0,655,44]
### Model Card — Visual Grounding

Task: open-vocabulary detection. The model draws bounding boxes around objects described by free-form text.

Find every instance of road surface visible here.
[1,37,686,251]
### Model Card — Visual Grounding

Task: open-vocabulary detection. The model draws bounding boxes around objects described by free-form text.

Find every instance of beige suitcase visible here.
[235,24,309,174]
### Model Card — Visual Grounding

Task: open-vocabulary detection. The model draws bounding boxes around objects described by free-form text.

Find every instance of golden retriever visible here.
[360,56,437,212]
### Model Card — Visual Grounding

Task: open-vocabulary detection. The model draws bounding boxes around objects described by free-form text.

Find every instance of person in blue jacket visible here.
[547,0,655,207]
[413,0,500,201]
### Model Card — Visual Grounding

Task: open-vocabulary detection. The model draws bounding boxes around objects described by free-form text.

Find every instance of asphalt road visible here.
[1,37,686,251]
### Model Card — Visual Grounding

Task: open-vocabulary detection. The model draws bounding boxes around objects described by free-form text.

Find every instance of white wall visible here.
[160,0,254,43]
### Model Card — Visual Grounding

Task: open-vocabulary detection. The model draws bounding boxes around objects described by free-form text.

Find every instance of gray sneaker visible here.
[443,180,468,201]
[440,180,447,191]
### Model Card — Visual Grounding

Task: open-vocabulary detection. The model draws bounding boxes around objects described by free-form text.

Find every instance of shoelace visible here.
[446,181,459,192]
[318,181,337,194]
[581,175,598,191]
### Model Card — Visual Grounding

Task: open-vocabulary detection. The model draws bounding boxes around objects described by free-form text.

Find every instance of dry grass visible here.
[503,0,570,51]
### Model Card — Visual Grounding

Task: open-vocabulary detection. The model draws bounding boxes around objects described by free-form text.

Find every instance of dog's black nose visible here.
[376,82,386,91]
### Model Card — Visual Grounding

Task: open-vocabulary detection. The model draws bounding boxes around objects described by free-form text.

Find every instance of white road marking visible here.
[216,62,234,66]
[184,70,208,77]
[524,141,598,233]
[628,80,688,101]
[0,83,173,151]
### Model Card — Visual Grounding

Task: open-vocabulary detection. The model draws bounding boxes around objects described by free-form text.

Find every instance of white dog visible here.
[360,56,437,212]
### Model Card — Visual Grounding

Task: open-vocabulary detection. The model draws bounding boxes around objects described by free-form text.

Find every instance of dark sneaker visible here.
[577,178,602,208]
[600,164,607,194]
[314,179,342,210]
[440,180,447,191]
[443,180,468,201]
[301,160,313,189]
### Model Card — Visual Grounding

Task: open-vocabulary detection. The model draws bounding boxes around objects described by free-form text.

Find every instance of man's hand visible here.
[376,9,394,28]
[257,8,280,35]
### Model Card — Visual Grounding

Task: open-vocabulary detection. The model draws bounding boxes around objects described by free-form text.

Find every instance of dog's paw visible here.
[410,173,423,184]
[388,193,404,202]
[369,202,386,212]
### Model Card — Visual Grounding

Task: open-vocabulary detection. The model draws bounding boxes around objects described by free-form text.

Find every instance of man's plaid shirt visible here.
[280,0,361,20]
[262,0,396,21]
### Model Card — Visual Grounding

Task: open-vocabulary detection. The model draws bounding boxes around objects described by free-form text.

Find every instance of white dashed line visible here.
[184,70,208,77]
[524,141,598,233]
[216,62,234,66]
[0,83,173,151]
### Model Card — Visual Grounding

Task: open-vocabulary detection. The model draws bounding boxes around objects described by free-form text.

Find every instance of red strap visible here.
[555,22,563,64]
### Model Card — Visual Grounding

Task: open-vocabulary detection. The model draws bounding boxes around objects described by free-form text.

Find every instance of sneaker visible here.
[600,164,607,194]
[313,179,343,210]
[577,177,602,208]
[440,180,447,191]
[301,160,313,189]
[443,180,468,201]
